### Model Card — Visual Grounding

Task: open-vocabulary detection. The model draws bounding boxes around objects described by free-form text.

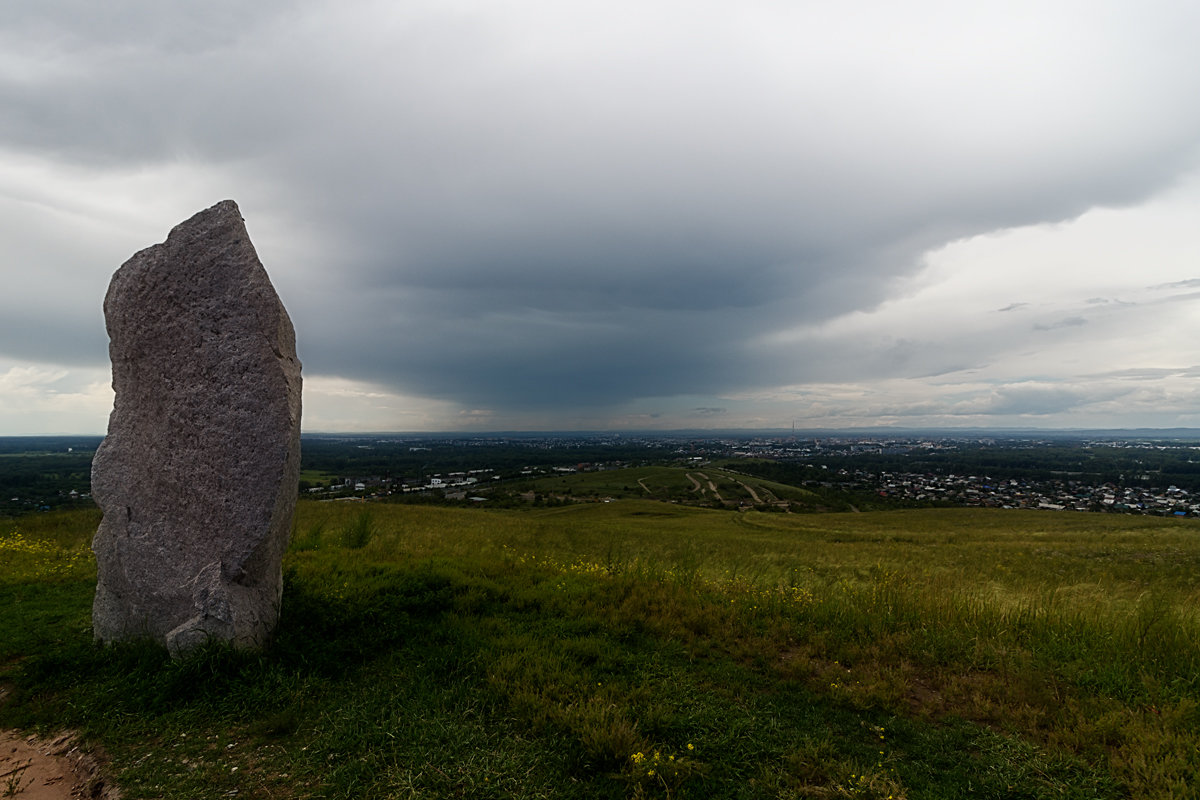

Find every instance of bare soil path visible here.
[0,730,117,799]
[735,480,763,504]
[694,473,723,502]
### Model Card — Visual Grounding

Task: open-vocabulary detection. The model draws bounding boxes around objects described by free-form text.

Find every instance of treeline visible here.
[2,435,674,515]
[0,437,101,516]
[300,437,667,481]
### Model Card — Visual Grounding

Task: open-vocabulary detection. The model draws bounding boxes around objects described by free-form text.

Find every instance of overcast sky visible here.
[3,1,1200,434]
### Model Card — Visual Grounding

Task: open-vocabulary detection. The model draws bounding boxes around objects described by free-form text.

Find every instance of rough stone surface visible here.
[91,200,301,656]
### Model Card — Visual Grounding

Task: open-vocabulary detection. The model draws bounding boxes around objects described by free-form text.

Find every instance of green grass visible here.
[300,469,341,487]
[516,465,820,509]
[3,502,1200,798]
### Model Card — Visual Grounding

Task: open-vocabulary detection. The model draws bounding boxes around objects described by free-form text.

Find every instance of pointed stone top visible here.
[165,198,244,239]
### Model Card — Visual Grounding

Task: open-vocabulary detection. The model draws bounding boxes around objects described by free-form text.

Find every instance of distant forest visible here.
[298,436,668,485]
[0,436,100,515]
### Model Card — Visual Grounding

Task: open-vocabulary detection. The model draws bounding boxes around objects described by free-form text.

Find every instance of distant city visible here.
[5,430,1200,517]
[294,430,1200,517]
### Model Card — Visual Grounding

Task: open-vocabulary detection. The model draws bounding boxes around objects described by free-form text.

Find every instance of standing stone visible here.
[91,200,302,656]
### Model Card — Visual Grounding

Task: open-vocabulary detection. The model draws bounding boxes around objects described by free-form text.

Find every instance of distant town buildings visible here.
[297,432,1200,517]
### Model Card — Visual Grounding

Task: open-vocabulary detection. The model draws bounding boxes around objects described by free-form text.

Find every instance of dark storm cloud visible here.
[0,1,298,164]
[3,1,1200,417]
[0,309,106,367]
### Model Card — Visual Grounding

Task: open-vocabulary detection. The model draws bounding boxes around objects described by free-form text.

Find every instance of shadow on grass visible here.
[271,563,457,675]
[3,563,464,728]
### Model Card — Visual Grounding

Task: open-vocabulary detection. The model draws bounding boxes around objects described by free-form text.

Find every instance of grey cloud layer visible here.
[4,1,1200,416]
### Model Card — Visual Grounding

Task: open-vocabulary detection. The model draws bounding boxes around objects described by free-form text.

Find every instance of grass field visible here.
[3,501,1200,798]
[509,465,842,511]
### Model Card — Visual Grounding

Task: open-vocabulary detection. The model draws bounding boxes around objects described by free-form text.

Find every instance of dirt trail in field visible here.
[637,478,652,494]
[694,473,723,501]
[0,729,118,799]
[735,480,762,503]
[685,473,703,492]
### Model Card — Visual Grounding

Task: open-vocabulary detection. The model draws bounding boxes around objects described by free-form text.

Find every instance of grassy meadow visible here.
[516,464,817,505]
[505,464,877,512]
[3,500,1200,798]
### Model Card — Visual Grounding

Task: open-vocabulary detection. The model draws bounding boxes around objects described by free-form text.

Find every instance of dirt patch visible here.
[734,480,762,503]
[0,730,118,800]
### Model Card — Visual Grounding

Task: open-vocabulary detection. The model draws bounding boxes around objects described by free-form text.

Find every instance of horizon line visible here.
[7,425,1200,439]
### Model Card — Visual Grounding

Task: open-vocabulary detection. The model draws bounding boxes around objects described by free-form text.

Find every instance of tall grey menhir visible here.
[91,200,302,657]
